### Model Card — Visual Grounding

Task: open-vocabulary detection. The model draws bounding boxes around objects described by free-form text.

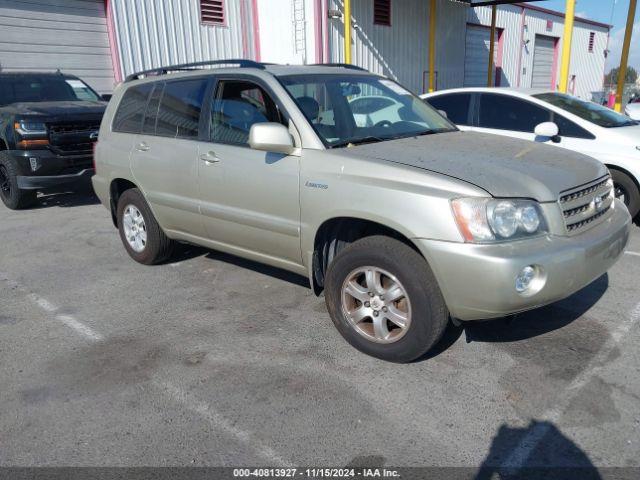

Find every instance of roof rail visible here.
[308,63,369,72]
[125,59,266,82]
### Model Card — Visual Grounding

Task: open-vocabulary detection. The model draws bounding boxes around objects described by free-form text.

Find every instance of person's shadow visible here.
[475,421,602,480]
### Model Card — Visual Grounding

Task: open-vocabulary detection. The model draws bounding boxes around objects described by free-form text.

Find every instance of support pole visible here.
[344,0,352,64]
[558,0,576,93]
[487,5,497,87]
[428,0,437,92]
[615,0,637,112]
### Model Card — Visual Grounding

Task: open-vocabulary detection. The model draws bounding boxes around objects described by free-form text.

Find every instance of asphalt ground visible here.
[1,187,639,476]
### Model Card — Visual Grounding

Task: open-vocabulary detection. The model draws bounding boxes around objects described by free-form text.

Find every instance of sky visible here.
[542,0,639,73]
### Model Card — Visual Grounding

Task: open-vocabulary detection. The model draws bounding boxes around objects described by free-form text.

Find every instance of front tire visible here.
[611,169,639,218]
[116,188,174,265]
[324,236,449,363]
[0,153,37,210]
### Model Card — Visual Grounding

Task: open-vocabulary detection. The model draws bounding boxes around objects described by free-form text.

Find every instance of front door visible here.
[196,78,302,264]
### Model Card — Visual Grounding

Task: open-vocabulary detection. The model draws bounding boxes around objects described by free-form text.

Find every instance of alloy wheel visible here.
[341,266,412,344]
[122,204,148,253]
[614,182,628,206]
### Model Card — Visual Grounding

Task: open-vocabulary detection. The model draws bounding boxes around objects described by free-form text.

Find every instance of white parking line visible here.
[625,251,640,257]
[502,301,640,469]
[153,380,293,467]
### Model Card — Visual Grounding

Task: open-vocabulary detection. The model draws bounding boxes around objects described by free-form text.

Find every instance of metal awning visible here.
[461,0,546,6]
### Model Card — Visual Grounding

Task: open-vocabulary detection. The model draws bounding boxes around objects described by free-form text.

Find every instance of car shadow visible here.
[28,181,99,209]
[415,274,609,362]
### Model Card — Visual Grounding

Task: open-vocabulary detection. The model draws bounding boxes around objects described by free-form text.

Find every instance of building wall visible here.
[327,0,467,94]
[109,0,258,80]
[469,4,609,99]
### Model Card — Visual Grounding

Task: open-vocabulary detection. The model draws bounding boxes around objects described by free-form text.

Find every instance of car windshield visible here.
[534,92,638,128]
[279,74,456,148]
[0,75,100,106]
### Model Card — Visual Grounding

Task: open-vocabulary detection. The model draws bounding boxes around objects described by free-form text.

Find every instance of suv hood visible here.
[3,101,106,119]
[345,131,608,202]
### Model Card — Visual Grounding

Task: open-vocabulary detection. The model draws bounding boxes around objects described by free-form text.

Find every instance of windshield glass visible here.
[534,92,637,128]
[0,75,100,106]
[279,74,456,147]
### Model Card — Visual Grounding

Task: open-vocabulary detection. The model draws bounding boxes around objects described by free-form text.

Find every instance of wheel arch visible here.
[310,216,424,295]
[606,164,640,193]
[109,178,138,227]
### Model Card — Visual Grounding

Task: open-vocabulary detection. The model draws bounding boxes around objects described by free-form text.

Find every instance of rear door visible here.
[472,93,552,142]
[195,76,302,264]
[130,77,211,238]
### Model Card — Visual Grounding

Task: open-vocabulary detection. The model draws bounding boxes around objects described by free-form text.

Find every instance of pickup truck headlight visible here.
[15,121,47,136]
[451,198,548,243]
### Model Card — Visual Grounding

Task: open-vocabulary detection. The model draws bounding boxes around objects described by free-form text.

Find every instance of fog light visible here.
[515,266,536,293]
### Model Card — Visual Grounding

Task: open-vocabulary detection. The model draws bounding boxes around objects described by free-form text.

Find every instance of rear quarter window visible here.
[112,84,154,133]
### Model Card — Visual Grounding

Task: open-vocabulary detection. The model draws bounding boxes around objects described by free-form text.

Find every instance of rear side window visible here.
[479,94,551,132]
[142,83,164,134]
[156,78,209,139]
[112,84,154,133]
[427,93,471,125]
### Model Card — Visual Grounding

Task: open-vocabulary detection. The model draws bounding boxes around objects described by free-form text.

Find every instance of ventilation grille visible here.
[374,0,391,26]
[560,176,614,235]
[200,0,225,25]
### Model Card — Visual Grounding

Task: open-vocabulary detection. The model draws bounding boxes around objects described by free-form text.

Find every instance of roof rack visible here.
[308,63,368,72]
[125,59,266,82]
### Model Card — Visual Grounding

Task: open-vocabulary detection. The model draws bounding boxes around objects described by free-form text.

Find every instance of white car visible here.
[626,100,640,121]
[422,88,640,218]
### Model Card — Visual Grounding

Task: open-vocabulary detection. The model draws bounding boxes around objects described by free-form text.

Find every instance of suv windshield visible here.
[0,75,100,106]
[534,92,637,128]
[279,74,456,147]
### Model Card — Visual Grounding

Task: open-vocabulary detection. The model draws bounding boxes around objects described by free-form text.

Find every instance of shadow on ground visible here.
[475,421,602,479]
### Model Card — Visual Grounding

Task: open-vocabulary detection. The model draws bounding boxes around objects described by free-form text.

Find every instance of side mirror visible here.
[534,121,560,142]
[249,123,295,155]
[438,109,448,119]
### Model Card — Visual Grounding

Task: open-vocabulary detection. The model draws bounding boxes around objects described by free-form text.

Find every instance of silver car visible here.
[92,61,631,363]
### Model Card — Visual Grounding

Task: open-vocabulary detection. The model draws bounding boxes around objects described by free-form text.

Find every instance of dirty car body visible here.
[92,63,631,362]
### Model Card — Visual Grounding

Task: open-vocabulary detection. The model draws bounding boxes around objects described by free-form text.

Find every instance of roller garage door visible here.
[0,0,116,94]
[532,35,556,89]
[464,25,498,87]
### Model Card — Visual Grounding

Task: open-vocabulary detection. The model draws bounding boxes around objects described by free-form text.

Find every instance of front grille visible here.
[48,123,101,135]
[560,176,614,235]
[47,122,100,156]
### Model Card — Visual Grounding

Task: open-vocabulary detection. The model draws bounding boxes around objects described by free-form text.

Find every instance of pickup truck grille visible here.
[560,176,614,235]
[48,123,100,156]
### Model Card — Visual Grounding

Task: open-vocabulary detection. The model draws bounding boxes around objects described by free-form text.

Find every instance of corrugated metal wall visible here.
[110,0,257,80]
[327,0,467,94]
[469,5,609,99]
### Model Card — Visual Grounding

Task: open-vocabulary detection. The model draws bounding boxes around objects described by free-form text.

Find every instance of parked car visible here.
[93,61,631,362]
[0,72,107,210]
[422,88,640,218]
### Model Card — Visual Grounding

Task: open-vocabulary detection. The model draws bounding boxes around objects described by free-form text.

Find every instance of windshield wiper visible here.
[330,135,388,149]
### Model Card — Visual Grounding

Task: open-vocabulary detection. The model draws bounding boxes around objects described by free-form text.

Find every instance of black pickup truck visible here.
[0,72,108,209]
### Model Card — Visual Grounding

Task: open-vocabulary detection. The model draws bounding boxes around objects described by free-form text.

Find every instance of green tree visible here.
[605,66,639,85]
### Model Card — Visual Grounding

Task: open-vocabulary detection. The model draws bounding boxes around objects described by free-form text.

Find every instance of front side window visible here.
[427,93,472,126]
[113,83,154,134]
[479,94,550,132]
[534,92,637,128]
[0,75,100,106]
[210,80,284,146]
[553,114,596,139]
[156,78,208,139]
[280,74,455,148]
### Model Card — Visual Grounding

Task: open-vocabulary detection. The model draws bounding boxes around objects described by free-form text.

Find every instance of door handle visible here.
[136,142,150,152]
[200,151,220,164]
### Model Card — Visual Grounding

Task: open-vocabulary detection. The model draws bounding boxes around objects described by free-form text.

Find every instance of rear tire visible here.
[611,169,639,218]
[116,188,174,265]
[0,153,37,210]
[324,235,449,363]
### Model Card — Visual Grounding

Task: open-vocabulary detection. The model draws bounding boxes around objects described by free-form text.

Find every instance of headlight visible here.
[15,121,47,136]
[451,198,548,243]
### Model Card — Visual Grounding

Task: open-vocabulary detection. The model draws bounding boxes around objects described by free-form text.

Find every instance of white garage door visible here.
[532,35,556,89]
[464,25,498,87]
[0,0,116,94]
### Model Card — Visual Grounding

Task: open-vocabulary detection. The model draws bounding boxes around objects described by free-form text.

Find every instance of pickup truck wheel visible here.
[611,170,639,218]
[325,236,449,363]
[116,188,174,265]
[0,154,37,210]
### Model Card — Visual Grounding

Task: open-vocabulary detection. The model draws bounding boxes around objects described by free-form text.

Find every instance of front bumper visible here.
[415,201,631,321]
[8,149,94,190]
[17,168,94,189]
